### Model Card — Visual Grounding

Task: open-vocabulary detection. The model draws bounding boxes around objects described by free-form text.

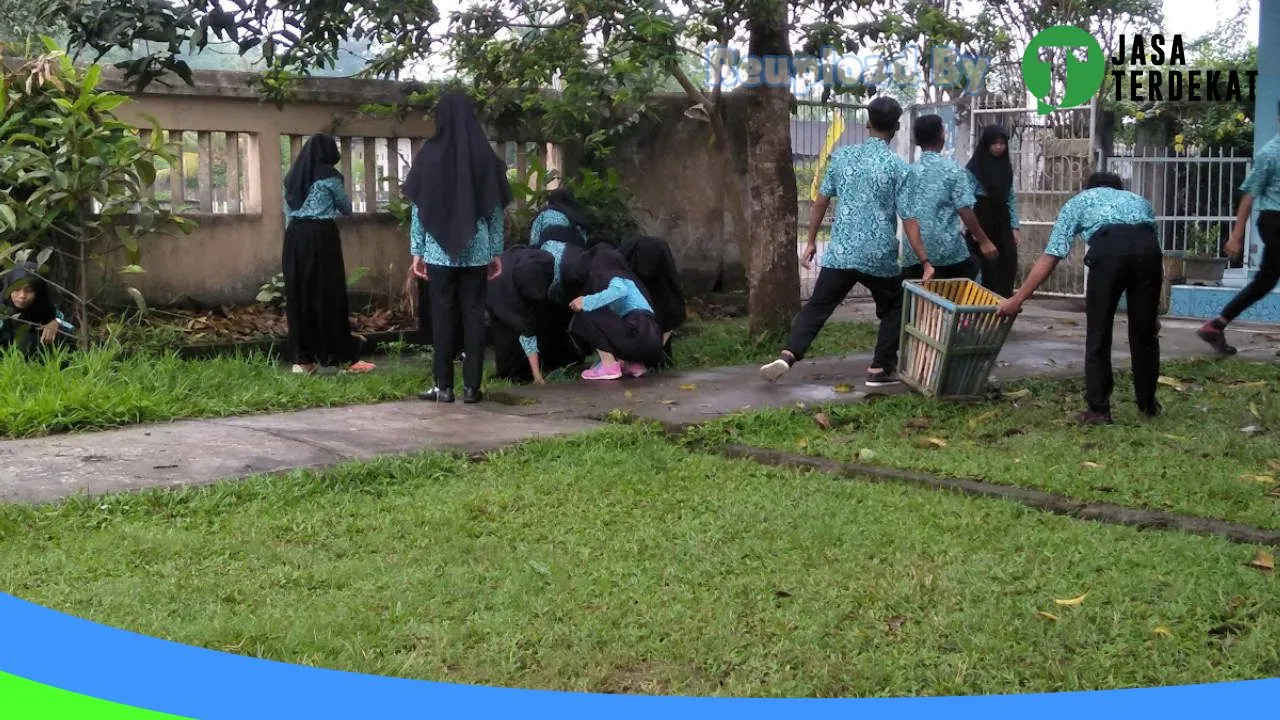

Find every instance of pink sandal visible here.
[622,362,647,378]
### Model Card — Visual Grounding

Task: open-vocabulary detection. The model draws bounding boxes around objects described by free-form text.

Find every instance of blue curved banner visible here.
[0,591,1274,719]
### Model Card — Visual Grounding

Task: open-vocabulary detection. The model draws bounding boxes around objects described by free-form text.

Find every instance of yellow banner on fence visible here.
[809,112,845,201]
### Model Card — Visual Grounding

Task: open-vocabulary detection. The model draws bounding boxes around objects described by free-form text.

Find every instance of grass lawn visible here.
[1,424,1277,697]
[690,358,1280,530]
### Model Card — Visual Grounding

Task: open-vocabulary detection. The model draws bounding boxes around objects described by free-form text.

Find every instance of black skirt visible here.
[569,309,664,367]
[282,218,357,366]
[491,305,587,382]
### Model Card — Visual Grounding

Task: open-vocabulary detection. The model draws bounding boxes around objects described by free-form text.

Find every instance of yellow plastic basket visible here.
[899,279,1015,398]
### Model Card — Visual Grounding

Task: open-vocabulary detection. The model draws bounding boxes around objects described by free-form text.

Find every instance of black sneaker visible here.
[1196,325,1238,355]
[1139,401,1163,418]
[865,369,901,387]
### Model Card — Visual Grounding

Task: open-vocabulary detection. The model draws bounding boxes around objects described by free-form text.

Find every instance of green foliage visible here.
[0,39,195,340]
[1185,222,1223,258]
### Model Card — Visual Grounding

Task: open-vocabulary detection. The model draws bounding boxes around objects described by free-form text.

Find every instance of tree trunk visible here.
[744,2,800,337]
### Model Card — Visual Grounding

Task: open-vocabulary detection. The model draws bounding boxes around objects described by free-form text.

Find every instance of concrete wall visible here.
[85,70,749,306]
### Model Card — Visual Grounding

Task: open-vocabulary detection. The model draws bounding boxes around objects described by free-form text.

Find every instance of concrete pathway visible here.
[2,304,1278,504]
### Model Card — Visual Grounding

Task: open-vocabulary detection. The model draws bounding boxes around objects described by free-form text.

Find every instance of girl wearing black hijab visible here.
[281,133,375,375]
[567,243,664,380]
[0,262,75,359]
[618,234,686,369]
[965,125,1023,297]
[487,245,586,384]
[403,91,512,404]
[530,187,592,248]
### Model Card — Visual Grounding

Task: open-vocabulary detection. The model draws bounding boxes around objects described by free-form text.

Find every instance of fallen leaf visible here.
[905,416,932,430]
[1241,425,1265,437]
[1004,428,1025,437]
[1247,551,1275,572]
[833,384,853,394]
[661,400,678,405]
[1036,611,1059,621]
[1157,376,1187,391]
[679,383,698,391]
[624,390,634,398]
[1004,388,1032,400]
[1153,626,1173,638]
[1240,474,1275,485]
[814,412,833,430]
[1081,461,1103,469]
[885,615,908,633]
[1250,402,1262,419]
[857,448,877,462]
[796,438,809,449]
[1265,486,1280,498]
[1054,592,1088,607]
[1162,434,1189,442]
[774,589,792,599]
[1267,460,1280,472]
[1044,358,1058,367]
[921,437,948,449]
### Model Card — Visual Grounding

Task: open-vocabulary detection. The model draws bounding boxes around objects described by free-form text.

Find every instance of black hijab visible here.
[966,125,1014,203]
[539,222,589,250]
[487,247,555,335]
[542,188,592,235]
[402,92,513,259]
[619,235,686,332]
[283,134,342,211]
[3,262,57,326]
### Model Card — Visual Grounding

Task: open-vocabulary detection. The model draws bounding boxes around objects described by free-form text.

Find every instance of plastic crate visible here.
[899,279,1015,398]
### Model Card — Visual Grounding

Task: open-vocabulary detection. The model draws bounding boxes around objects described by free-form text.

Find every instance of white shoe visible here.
[759,358,791,383]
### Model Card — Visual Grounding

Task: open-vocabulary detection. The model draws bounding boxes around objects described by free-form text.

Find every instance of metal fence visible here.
[1100,147,1252,268]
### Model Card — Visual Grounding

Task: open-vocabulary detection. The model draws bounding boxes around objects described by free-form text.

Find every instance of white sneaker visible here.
[759,358,791,383]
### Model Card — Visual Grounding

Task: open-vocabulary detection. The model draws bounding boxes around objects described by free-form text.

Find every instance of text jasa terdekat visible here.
[1112,34,1257,103]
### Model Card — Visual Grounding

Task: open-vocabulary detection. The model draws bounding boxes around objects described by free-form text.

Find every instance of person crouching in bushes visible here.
[567,243,664,380]
[0,263,75,359]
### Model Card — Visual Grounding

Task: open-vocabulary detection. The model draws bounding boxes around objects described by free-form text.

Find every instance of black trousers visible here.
[1082,224,1163,415]
[901,255,979,281]
[282,219,357,366]
[785,266,903,371]
[969,196,1018,298]
[427,265,487,390]
[570,309,664,366]
[1221,211,1280,322]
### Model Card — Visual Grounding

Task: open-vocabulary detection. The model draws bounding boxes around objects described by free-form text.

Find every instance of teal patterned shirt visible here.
[1242,135,1280,212]
[971,176,1022,229]
[410,205,506,268]
[1044,188,1157,259]
[530,209,589,247]
[582,277,653,315]
[284,177,352,223]
[817,138,909,277]
[899,151,976,268]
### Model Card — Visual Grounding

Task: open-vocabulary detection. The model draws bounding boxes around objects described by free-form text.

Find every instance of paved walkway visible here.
[2,305,1278,504]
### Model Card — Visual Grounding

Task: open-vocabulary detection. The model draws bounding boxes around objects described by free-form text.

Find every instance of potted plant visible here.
[1183,222,1229,286]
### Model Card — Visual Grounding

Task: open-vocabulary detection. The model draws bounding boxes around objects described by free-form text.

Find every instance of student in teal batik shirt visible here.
[403,92,512,405]
[281,133,375,375]
[760,96,910,388]
[998,172,1162,426]
[1198,101,1280,356]
[898,114,997,282]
